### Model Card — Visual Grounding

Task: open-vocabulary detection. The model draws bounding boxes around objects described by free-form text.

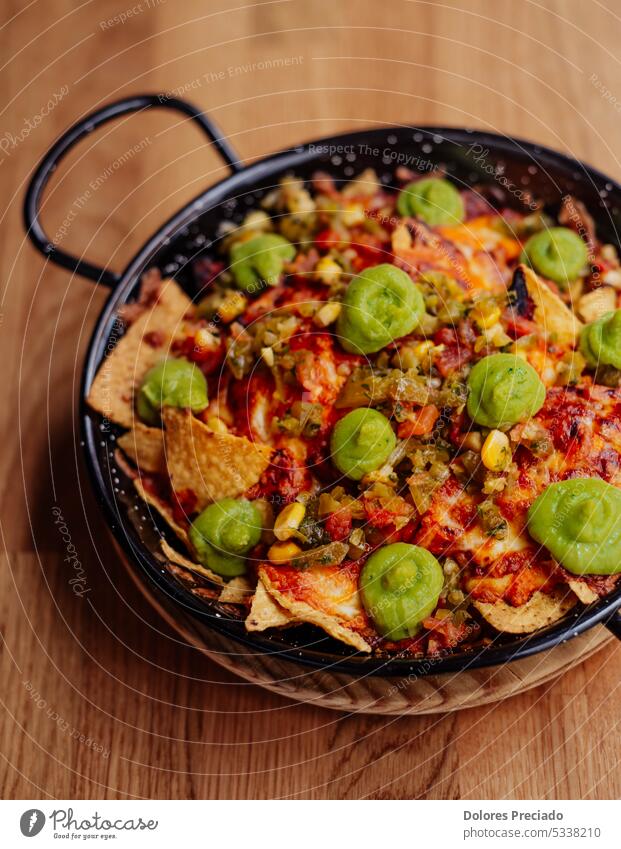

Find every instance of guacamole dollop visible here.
[189,497,263,577]
[527,478,621,575]
[520,227,588,285]
[330,408,396,480]
[467,353,546,429]
[137,358,208,425]
[580,308,621,369]
[336,263,424,354]
[396,177,465,227]
[360,543,444,639]
[230,233,295,293]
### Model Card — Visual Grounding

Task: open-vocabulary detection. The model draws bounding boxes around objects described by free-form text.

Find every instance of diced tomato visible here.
[433,324,474,376]
[172,331,225,374]
[349,233,390,269]
[325,507,352,541]
[448,409,467,446]
[398,405,440,437]
[504,309,539,339]
[315,228,342,251]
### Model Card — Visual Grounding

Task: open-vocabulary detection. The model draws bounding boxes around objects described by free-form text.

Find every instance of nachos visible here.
[88,169,621,656]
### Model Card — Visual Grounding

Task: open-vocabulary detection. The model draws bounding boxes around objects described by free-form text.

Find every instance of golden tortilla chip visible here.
[163,408,271,510]
[117,423,165,473]
[87,277,192,427]
[567,579,599,604]
[246,579,296,630]
[474,587,576,634]
[219,576,253,604]
[133,477,190,548]
[519,264,583,346]
[160,538,223,585]
[260,568,372,652]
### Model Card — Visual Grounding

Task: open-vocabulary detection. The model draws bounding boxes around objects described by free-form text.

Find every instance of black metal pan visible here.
[23,94,621,678]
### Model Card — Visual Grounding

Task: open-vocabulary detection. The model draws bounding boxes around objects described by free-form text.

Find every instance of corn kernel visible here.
[194,327,217,349]
[488,326,512,348]
[218,291,247,323]
[273,502,306,541]
[473,304,501,329]
[268,540,303,563]
[206,415,228,434]
[413,340,434,359]
[481,429,511,472]
[341,202,366,226]
[314,301,342,327]
[315,256,342,284]
[261,346,275,367]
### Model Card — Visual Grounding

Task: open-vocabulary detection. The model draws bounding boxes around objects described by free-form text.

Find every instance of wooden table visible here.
[1,0,620,799]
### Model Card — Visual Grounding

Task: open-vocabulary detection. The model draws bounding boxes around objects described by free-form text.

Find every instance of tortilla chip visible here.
[577,286,616,324]
[260,567,372,652]
[162,407,271,509]
[219,576,253,604]
[246,579,296,630]
[474,587,576,634]
[87,277,192,427]
[567,579,599,604]
[133,477,190,547]
[117,423,165,473]
[160,538,224,585]
[519,264,583,346]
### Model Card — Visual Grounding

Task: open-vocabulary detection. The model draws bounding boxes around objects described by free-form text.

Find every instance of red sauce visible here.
[433,322,474,376]
[325,508,352,541]
[171,488,198,525]
[247,447,311,505]
[144,330,165,348]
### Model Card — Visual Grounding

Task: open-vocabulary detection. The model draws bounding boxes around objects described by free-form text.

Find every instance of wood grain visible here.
[1,0,620,799]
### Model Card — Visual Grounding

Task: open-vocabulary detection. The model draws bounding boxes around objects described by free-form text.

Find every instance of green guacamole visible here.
[230,233,295,293]
[580,309,621,369]
[527,478,621,575]
[336,263,424,354]
[189,497,263,577]
[360,543,444,639]
[137,358,208,425]
[396,177,465,227]
[467,353,546,429]
[520,227,588,285]
[330,408,396,480]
